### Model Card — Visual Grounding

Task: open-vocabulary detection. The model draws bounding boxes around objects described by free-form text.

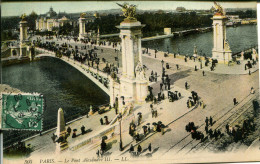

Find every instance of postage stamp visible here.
[0,93,44,131]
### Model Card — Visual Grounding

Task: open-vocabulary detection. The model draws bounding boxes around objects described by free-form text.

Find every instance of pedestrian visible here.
[67,126,72,135]
[148,143,152,152]
[185,81,188,90]
[81,125,86,135]
[96,149,100,158]
[160,83,163,91]
[129,144,134,155]
[100,118,104,125]
[210,116,213,126]
[137,145,142,156]
[150,104,153,110]
[214,129,218,140]
[250,87,255,94]
[202,71,205,76]
[72,131,77,138]
[154,110,158,118]
[176,64,179,70]
[205,117,209,127]
[105,116,109,125]
[233,98,237,105]
[209,129,213,138]
[226,124,229,134]
[205,125,208,134]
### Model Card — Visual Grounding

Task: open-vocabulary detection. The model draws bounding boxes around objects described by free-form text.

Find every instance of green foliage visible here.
[86,14,123,34]
[58,23,73,35]
[226,10,256,19]
[1,16,20,32]
[27,11,38,31]
[1,30,17,41]
[35,30,55,36]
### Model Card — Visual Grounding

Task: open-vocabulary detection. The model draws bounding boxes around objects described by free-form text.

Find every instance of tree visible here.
[27,11,38,31]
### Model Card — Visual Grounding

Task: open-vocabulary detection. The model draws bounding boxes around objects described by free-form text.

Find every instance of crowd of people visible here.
[33,37,124,88]
[226,118,256,142]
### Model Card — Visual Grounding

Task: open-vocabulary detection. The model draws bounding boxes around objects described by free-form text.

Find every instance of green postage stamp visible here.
[0,92,44,131]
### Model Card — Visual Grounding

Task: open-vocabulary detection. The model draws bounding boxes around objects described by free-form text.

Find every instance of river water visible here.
[2,57,109,131]
[142,25,258,56]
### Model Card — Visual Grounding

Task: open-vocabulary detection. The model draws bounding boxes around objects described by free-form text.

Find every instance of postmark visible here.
[0,92,44,131]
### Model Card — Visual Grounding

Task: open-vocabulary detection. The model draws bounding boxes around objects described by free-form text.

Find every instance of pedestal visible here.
[136,80,148,102]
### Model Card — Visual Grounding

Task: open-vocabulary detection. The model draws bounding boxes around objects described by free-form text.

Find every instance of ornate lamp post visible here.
[117,113,123,151]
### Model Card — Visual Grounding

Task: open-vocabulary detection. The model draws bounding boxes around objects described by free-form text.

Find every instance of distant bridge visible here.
[99,27,212,41]
[173,27,212,36]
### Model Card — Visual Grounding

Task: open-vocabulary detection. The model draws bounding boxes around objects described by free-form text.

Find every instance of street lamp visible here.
[117,113,123,151]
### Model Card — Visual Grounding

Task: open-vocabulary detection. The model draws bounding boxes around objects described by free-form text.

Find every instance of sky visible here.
[1,1,257,17]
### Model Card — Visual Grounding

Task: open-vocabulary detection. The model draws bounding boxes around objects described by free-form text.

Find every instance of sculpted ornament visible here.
[21,13,26,21]
[213,2,225,16]
[80,13,86,18]
[117,3,137,20]
[135,61,146,80]
[224,40,231,51]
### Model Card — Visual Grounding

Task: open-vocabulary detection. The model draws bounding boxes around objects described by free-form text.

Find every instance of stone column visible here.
[120,35,127,76]
[20,20,28,58]
[56,108,68,153]
[127,36,135,79]
[138,35,142,64]
[78,17,86,40]
[20,21,28,44]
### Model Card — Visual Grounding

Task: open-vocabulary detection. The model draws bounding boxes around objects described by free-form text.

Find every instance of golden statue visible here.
[117,3,137,20]
[213,1,224,16]
[80,13,86,18]
[21,13,26,21]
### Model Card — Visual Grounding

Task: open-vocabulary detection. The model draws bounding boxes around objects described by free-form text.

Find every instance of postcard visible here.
[1,1,259,163]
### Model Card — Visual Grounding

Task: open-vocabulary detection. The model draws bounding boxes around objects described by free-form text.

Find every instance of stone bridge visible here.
[35,48,111,95]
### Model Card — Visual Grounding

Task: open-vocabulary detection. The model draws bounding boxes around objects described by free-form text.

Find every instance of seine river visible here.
[142,25,258,56]
[2,57,109,132]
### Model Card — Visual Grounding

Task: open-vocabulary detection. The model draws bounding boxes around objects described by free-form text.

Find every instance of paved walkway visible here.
[26,107,116,157]
[143,49,259,75]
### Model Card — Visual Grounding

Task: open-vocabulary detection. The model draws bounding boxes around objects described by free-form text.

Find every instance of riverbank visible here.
[1,56,31,67]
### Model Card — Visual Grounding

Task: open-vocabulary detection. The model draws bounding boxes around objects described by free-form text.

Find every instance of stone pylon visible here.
[19,19,28,58]
[55,108,68,153]
[78,13,87,40]
[116,7,148,104]
[211,2,232,64]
